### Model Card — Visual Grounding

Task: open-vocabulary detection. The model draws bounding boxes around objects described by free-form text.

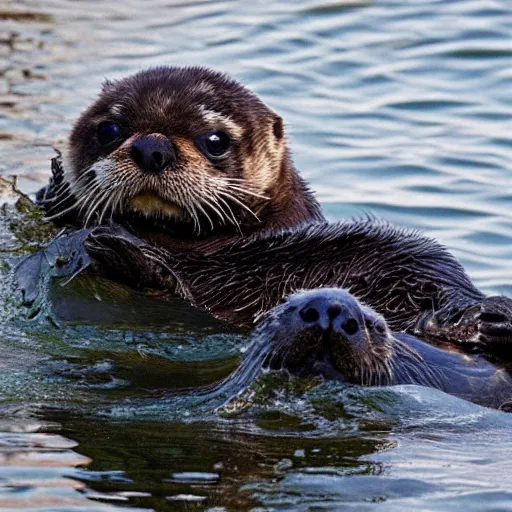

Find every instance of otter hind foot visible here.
[419,295,512,356]
[477,296,512,352]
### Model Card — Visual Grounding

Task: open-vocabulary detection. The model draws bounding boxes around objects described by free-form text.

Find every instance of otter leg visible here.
[85,225,184,295]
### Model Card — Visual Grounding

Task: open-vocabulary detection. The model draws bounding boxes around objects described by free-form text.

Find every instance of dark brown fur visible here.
[32,68,512,358]
[83,221,512,356]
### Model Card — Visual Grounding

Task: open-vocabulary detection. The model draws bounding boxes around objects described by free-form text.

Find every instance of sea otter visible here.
[218,288,512,410]
[30,66,512,356]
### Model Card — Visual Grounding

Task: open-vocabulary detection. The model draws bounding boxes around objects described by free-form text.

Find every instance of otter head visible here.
[63,66,291,233]
[255,288,396,385]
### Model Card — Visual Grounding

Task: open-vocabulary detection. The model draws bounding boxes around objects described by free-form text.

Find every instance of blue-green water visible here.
[1,0,512,510]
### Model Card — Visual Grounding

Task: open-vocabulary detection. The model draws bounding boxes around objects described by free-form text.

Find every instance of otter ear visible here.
[101,79,114,92]
[273,115,284,141]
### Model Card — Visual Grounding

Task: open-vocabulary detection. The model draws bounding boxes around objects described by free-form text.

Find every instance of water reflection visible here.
[0,420,95,511]
[55,415,392,510]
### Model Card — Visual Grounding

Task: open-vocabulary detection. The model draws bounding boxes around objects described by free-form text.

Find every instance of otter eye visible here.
[197,131,230,158]
[97,121,121,145]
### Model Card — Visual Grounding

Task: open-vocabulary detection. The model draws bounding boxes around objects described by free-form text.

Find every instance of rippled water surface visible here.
[1,0,512,510]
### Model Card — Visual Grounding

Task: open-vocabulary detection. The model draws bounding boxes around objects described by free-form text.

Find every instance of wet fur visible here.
[16,224,512,407]
[206,291,512,409]
[82,220,512,355]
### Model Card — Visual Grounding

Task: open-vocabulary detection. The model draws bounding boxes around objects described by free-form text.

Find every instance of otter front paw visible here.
[476,296,512,353]
[85,225,179,292]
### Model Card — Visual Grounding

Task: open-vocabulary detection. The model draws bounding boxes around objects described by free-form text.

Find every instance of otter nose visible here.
[299,298,360,335]
[130,135,176,174]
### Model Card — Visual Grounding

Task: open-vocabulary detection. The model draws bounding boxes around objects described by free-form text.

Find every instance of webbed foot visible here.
[476,296,512,353]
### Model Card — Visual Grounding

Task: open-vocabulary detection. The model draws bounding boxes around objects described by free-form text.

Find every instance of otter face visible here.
[64,66,285,232]
[259,288,395,385]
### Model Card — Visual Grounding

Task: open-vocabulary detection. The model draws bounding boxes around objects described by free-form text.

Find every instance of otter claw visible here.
[423,297,512,356]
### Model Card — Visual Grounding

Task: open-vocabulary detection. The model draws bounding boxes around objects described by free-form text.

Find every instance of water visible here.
[1,0,512,509]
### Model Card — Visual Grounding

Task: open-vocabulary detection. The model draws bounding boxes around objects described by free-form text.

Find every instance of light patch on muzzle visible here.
[129,192,182,218]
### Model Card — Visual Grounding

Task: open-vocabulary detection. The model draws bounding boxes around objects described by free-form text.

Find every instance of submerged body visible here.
[15,232,512,409]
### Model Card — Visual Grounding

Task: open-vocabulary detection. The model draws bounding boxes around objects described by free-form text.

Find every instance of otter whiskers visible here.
[41,167,96,215]
[42,157,267,235]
